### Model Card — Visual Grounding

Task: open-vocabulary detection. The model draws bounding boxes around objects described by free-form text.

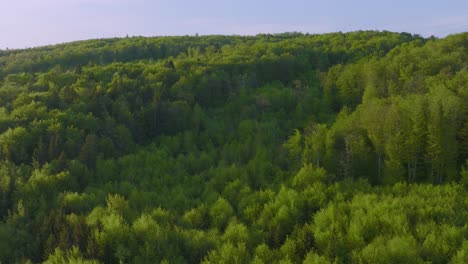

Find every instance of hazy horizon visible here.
[1,0,467,50]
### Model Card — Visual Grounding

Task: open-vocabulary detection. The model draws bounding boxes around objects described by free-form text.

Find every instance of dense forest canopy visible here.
[0,31,466,263]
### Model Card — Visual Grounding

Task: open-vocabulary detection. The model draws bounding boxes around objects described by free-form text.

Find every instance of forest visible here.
[0,31,466,263]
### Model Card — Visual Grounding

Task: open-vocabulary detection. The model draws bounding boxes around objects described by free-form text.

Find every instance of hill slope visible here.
[0,31,467,263]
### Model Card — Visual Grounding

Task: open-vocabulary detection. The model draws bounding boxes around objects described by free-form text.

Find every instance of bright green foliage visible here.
[45,246,99,264]
[0,31,466,263]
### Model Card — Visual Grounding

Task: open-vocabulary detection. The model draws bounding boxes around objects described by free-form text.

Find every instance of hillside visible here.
[0,31,467,263]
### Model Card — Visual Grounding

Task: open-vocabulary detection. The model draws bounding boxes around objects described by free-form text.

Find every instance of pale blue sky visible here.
[1,0,467,49]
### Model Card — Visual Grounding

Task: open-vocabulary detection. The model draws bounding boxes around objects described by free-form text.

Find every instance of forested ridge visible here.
[0,31,466,263]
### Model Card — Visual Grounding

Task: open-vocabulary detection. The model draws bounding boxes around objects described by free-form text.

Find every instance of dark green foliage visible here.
[0,31,466,263]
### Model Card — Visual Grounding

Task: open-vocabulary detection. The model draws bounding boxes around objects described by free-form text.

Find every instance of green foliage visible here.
[209,197,235,231]
[45,246,99,264]
[450,241,468,264]
[0,31,466,263]
[354,235,422,264]
[292,164,327,188]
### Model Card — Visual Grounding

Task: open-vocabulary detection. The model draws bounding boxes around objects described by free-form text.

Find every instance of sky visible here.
[1,0,467,49]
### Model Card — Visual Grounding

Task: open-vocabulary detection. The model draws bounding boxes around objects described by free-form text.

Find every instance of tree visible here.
[359,99,388,182]
[78,134,98,168]
[45,246,99,264]
[354,236,422,264]
[427,85,461,183]
[304,124,327,167]
[209,198,235,231]
[202,242,251,264]
[283,129,302,168]
[0,126,33,164]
